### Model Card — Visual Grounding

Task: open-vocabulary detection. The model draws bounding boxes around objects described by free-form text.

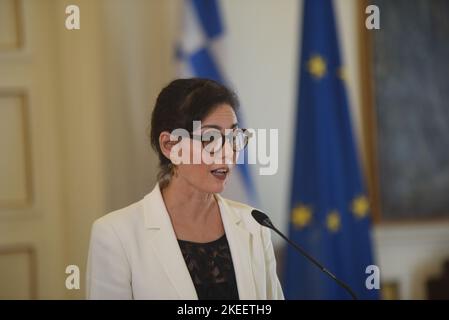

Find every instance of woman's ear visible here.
[159,131,175,161]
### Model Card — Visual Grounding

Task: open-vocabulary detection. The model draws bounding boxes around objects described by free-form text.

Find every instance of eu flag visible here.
[283,0,379,299]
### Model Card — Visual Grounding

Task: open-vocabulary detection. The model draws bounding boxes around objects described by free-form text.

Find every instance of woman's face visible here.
[175,104,238,194]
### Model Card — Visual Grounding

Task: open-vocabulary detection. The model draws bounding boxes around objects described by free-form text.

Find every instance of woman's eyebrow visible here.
[201,123,239,130]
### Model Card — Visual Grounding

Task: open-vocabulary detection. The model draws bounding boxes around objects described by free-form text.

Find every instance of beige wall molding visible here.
[0,244,37,299]
[0,0,24,51]
[0,89,33,209]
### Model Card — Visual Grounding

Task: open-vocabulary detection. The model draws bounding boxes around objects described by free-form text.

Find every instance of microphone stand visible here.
[254,211,358,300]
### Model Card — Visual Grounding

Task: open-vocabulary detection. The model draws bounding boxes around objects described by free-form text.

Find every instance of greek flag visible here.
[176,0,258,206]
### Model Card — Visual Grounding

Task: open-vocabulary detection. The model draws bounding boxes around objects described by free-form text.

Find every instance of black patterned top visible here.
[177,234,239,300]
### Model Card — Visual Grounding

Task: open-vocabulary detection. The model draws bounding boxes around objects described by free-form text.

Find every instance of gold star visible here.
[352,195,370,218]
[307,54,327,79]
[326,211,341,232]
[292,205,312,229]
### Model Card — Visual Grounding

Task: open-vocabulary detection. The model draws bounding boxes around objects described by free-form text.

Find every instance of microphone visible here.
[251,209,358,300]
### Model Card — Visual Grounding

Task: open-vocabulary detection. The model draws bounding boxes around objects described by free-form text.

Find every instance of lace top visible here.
[177,234,239,300]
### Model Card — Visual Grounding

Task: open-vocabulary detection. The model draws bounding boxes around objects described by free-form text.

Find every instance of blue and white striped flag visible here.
[176,0,258,206]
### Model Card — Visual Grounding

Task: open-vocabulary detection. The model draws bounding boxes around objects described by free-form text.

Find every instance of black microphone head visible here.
[251,209,275,229]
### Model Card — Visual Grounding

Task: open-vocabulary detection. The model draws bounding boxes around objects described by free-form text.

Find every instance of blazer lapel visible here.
[216,194,257,300]
[142,184,257,300]
[143,185,198,299]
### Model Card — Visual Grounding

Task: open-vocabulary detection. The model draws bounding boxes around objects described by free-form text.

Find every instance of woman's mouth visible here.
[210,167,229,181]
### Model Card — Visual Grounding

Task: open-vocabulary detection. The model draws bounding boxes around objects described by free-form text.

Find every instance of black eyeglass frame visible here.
[187,128,253,153]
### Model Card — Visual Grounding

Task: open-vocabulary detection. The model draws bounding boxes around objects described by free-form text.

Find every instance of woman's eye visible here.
[202,131,220,141]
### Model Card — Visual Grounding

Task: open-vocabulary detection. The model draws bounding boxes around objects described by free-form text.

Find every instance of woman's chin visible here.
[208,184,226,194]
[207,178,227,193]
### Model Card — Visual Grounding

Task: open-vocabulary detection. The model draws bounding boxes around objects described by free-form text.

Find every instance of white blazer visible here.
[86,184,284,300]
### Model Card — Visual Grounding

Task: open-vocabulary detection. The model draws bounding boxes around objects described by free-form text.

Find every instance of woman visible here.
[86,78,284,300]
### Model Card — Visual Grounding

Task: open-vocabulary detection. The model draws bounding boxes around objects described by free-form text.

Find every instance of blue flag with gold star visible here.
[282,0,379,299]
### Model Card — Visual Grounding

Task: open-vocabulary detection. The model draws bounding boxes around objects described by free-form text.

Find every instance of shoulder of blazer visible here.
[91,196,145,240]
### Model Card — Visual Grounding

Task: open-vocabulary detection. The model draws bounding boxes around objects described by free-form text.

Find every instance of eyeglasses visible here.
[189,128,253,153]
